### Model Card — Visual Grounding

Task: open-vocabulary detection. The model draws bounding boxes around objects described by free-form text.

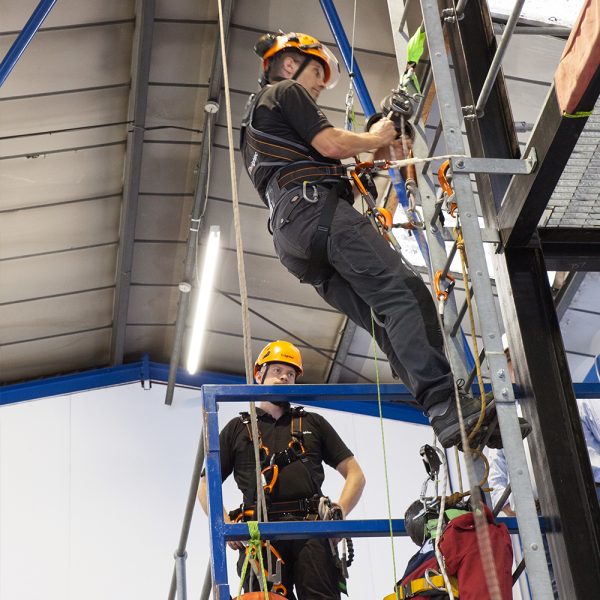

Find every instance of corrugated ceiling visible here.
[1,0,599,388]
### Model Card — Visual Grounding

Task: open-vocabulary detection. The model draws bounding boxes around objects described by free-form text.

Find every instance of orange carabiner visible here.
[434,270,456,301]
[437,160,458,217]
[288,437,305,454]
[350,170,367,195]
[261,464,279,495]
[437,160,453,197]
[272,583,288,597]
[376,207,393,230]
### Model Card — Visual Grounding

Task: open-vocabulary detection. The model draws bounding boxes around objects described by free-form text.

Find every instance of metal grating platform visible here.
[544,103,600,227]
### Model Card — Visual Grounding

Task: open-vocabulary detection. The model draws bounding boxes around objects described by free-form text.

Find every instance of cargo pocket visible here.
[331,221,388,277]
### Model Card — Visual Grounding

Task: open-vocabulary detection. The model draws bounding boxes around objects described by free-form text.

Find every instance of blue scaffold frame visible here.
[201,383,532,598]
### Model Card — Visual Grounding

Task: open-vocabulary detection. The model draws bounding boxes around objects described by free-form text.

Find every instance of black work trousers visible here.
[270,183,453,411]
[237,537,340,600]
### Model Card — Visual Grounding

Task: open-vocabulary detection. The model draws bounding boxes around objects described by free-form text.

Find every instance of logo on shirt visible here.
[248,151,258,174]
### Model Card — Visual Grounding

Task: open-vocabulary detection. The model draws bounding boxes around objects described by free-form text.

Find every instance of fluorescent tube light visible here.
[186,226,220,374]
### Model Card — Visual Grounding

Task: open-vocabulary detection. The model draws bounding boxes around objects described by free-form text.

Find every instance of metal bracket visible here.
[441,7,464,23]
[450,148,537,176]
[462,104,480,120]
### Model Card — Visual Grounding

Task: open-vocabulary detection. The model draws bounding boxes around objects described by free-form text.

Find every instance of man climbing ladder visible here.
[240,30,528,449]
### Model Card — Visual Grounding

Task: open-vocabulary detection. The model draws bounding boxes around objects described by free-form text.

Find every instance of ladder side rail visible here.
[386,0,470,382]
[418,1,554,598]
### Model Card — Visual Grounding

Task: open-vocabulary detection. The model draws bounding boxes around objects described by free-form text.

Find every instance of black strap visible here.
[234,497,321,522]
[301,183,343,284]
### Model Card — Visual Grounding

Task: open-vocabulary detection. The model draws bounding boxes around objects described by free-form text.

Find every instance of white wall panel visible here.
[0,396,71,600]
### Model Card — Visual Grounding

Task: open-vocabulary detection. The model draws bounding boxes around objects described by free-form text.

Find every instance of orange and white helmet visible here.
[254,31,340,89]
[253,340,304,379]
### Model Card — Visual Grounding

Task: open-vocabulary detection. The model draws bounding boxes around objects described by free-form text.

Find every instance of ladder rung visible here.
[450,287,474,337]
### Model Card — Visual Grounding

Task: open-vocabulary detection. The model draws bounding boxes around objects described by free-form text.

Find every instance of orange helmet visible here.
[253,340,304,379]
[254,31,340,89]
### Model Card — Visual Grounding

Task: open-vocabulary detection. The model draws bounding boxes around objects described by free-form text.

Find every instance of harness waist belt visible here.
[232,497,321,522]
[274,162,348,191]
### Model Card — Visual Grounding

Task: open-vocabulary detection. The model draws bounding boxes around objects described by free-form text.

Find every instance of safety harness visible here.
[232,407,354,597]
[240,86,354,284]
[230,406,323,520]
[240,86,350,206]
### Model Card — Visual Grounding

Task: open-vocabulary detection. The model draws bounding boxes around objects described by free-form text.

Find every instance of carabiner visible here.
[437,160,457,216]
[375,207,393,230]
[434,270,456,302]
[261,464,279,495]
[272,582,288,596]
[302,181,319,203]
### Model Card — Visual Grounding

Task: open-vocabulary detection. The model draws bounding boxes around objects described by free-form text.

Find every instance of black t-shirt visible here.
[250,80,340,197]
[219,406,353,504]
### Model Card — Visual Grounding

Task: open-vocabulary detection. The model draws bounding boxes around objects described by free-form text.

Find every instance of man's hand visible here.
[501,504,517,517]
[368,117,397,149]
[224,512,246,550]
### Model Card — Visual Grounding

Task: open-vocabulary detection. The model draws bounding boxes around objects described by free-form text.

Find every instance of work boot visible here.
[475,416,532,450]
[429,391,497,449]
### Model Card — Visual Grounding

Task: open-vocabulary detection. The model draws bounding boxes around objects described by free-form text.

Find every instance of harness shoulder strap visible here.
[239,89,260,149]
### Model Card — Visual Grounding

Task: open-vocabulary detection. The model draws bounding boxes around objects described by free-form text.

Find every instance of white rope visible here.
[385,153,467,170]
[216,0,268,526]
[432,448,455,600]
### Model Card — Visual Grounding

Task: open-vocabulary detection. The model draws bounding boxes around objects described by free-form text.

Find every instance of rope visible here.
[453,446,464,493]
[216,0,268,537]
[432,448,454,600]
[237,521,269,600]
[444,223,501,600]
[426,216,501,599]
[370,310,400,599]
[385,153,467,170]
[456,232,487,443]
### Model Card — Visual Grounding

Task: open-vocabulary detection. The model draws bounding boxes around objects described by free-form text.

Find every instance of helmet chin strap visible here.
[291,55,313,82]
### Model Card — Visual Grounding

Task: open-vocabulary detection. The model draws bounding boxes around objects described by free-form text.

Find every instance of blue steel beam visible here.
[318,0,376,117]
[0,361,243,406]
[0,0,57,88]
[223,517,525,540]
[3,365,598,406]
